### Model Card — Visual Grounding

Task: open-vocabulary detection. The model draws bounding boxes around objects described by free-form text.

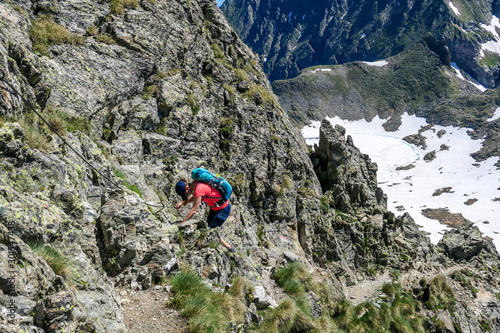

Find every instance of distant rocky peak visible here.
[223,0,500,87]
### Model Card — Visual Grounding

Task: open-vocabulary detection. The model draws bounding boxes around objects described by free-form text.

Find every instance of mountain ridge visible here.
[222,0,500,86]
[0,0,499,332]
[272,35,500,161]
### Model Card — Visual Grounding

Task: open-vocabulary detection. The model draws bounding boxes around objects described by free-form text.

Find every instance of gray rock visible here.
[438,223,498,261]
[283,251,300,263]
[253,284,276,310]
[311,120,386,211]
[162,257,178,273]
[424,150,437,162]
[307,291,322,318]
[33,291,78,329]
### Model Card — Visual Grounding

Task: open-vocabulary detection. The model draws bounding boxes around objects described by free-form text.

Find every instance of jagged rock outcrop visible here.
[0,0,499,332]
[222,0,500,87]
[434,224,500,332]
[304,121,434,283]
[311,120,386,211]
[439,222,499,261]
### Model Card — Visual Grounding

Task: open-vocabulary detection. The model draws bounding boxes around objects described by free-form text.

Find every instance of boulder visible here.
[438,223,499,261]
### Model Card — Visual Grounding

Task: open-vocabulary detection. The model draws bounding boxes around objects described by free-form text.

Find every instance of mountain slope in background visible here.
[222,0,500,86]
[272,36,500,161]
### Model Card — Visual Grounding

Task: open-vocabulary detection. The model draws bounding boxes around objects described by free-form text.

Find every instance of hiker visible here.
[175,179,235,252]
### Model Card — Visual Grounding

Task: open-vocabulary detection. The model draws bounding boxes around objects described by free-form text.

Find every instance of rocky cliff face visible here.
[0,0,499,332]
[222,0,500,87]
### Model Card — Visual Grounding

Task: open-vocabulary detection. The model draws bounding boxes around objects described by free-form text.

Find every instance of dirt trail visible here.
[119,286,189,333]
[119,265,465,330]
[346,265,462,305]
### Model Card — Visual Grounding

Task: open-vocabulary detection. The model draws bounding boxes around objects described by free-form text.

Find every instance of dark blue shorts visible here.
[207,203,231,229]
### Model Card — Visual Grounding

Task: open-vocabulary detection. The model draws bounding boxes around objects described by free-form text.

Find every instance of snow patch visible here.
[302,114,500,250]
[481,15,500,39]
[489,107,500,121]
[310,68,332,74]
[450,62,465,80]
[450,62,487,92]
[448,2,461,16]
[481,40,500,55]
[362,60,389,67]
[480,15,500,56]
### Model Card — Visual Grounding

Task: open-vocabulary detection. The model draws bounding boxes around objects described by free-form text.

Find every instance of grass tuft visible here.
[170,271,246,333]
[29,241,71,277]
[332,283,424,332]
[17,115,52,152]
[11,108,90,151]
[109,0,139,15]
[274,262,308,295]
[227,276,254,300]
[425,275,456,311]
[261,298,298,333]
[114,169,143,198]
[96,33,116,45]
[211,43,224,59]
[45,107,91,135]
[29,15,84,55]
[242,84,276,105]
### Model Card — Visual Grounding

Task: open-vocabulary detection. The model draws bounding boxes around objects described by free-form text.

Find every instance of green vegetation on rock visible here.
[45,107,91,135]
[96,33,117,45]
[29,15,84,55]
[29,242,71,277]
[114,168,143,198]
[170,271,247,333]
[243,84,275,104]
[452,269,479,297]
[479,50,500,68]
[261,298,317,333]
[425,275,456,311]
[2,108,89,151]
[109,0,138,15]
[211,43,224,59]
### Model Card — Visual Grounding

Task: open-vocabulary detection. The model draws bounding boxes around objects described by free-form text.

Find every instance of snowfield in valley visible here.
[302,113,500,250]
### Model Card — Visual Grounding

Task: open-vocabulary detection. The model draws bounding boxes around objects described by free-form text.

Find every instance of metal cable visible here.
[0,67,167,207]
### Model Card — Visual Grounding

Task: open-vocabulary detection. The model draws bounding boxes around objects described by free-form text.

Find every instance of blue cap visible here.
[175,181,187,200]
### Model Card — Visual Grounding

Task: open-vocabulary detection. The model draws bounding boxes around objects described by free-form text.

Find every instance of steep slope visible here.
[272,36,500,160]
[0,0,319,331]
[222,0,500,86]
[0,1,499,332]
